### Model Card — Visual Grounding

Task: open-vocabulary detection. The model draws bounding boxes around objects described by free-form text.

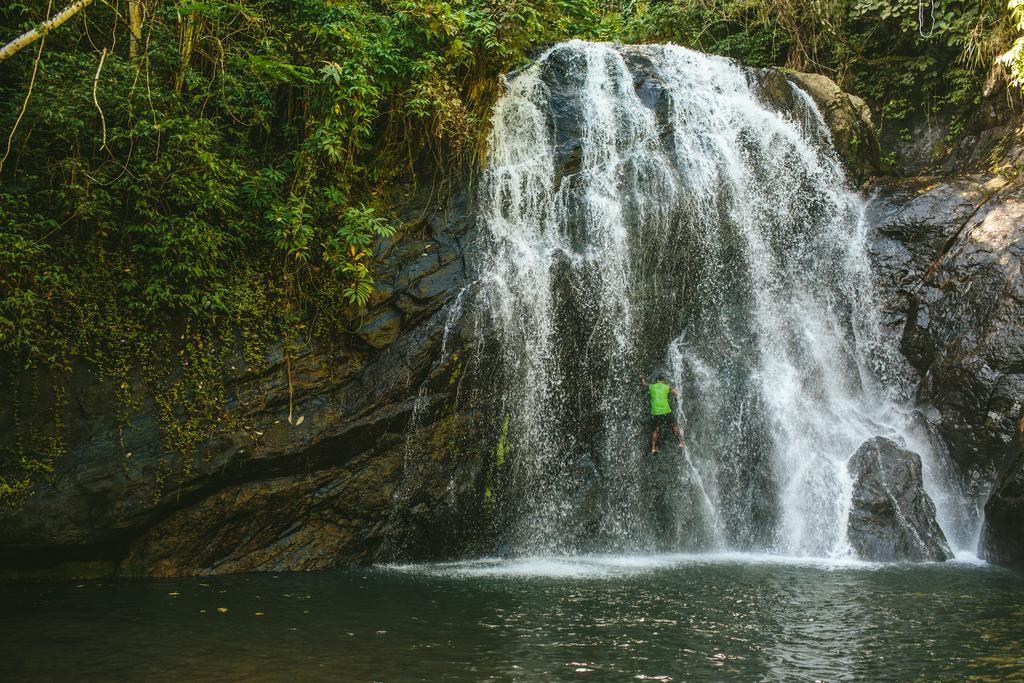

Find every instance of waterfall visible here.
[472,40,975,559]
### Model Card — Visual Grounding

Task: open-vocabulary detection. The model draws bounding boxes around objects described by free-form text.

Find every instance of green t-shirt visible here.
[649,382,671,416]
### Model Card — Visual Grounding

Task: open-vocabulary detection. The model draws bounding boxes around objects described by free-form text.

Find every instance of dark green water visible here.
[1,554,1022,681]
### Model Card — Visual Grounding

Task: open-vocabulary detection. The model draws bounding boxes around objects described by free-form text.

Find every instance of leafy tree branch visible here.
[0,0,95,63]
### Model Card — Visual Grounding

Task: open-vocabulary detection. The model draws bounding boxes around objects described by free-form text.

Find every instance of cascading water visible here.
[471,40,978,559]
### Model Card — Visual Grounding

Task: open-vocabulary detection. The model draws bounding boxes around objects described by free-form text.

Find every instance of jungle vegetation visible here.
[0,0,1019,504]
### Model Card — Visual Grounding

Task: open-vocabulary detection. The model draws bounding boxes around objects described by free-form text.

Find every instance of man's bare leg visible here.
[651,428,659,453]
[672,424,686,449]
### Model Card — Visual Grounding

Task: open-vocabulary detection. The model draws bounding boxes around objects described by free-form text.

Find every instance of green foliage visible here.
[603,0,1014,142]
[1007,0,1024,87]
[325,206,397,306]
[448,352,463,384]
[606,0,790,66]
[0,0,588,505]
[495,415,510,468]
[483,415,510,508]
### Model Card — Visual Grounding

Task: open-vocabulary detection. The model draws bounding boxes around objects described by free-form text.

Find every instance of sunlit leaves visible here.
[323,205,397,305]
[1006,0,1024,87]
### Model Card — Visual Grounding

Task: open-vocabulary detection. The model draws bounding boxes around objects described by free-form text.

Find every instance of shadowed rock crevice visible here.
[982,419,1024,566]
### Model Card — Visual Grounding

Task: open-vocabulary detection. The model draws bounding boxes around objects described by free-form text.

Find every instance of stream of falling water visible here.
[473,40,978,559]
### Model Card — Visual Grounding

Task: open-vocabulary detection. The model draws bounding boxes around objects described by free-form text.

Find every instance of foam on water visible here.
[387,553,902,579]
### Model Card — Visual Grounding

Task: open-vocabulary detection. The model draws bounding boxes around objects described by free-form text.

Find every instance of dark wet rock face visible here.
[847,437,953,562]
[865,176,998,338]
[982,421,1024,567]
[0,183,486,577]
[121,413,491,575]
[540,46,588,183]
[123,448,406,575]
[865,173,1024,550]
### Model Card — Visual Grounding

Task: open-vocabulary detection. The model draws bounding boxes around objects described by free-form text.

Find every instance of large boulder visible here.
[755,69,881,184]
[846,437,953,562]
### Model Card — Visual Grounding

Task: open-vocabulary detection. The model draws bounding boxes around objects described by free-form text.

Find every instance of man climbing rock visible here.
[644,374,686,454]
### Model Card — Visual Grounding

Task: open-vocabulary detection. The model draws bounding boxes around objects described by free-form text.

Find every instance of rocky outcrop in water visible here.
[847,437,953,562]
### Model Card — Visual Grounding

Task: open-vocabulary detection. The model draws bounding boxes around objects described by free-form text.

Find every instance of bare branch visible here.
[0,0,95,63]
[0,35,46,175]
[93,47,108,150]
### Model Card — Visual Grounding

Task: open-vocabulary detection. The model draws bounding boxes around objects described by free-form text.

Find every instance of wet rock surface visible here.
[866,172,1024,560]
[120,412,491,576]
[847,437,953,562]
[0,182,488,577]
[755,69,881,183]
[982,420,1024,567]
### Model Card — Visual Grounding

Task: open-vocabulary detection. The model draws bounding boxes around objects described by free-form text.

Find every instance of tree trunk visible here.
[128,0,144,60]
[175,10,199,92]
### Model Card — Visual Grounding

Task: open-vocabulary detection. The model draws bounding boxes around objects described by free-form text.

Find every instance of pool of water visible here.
[1,554,1022,681]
